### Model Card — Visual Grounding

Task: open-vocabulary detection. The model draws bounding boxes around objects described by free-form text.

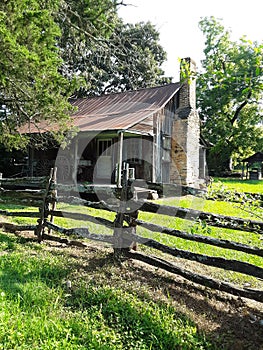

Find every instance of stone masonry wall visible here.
[170,57,200,187]
[170,118,187,185]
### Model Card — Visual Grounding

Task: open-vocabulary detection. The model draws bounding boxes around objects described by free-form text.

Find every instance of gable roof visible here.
[70,83,180,132]
[242,151,263,163]
[20,83,180,134]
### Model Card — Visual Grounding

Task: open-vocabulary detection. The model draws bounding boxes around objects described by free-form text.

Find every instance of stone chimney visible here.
[178,57,197,114]
[170,57,200,187]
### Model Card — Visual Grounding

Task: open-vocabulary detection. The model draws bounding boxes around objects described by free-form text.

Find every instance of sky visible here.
[118,0,263,81]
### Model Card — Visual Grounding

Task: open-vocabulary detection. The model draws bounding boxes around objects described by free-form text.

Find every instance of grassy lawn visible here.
[0,178,262,349]
[0,232,216,350]
[0,231,262,350]
[0,177,262,290]
[212,177,263,194]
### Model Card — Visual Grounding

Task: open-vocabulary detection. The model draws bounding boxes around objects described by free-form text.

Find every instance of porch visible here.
[25,130,159,187]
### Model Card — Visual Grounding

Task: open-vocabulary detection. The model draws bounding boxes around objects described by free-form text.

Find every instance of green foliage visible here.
[207,178,263,221]
[179,57,196,85]
[0,0,76,149]
[197,16,263,173]
[60,17,171,97]
[57,0,119,93]
[212,177,263,194]
[0,0,170,148]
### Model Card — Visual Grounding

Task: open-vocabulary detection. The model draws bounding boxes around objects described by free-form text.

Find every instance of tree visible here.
[197,16,263,174]
[0,0,76,149]
[57,0,120,95]
[100,21,171,94]
[58,3,171,97]
[0,0,169,149]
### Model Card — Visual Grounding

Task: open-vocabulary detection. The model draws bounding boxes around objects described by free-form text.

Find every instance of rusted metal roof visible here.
[128,115,154,135]
[21,83,180,134]
[71,83,180,132]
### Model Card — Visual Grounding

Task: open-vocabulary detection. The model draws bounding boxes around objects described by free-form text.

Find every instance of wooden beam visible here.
[72,136,79,184]
[117,131,124,188]
[49,210,114,228]
[125,251,263,303]
[135,219,263,257]
[0,210,40,218]
[122,231,263,279]
[0,176,48,189]
[0,222,37,232]
[136,200,263,233]
[0,188,46,200]
[44,221,113,244]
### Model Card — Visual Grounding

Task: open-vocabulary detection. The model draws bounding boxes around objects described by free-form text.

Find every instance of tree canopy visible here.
[0,0,76,149]
[197,16,263,173]
[0,0,170,149]
[57,2,170,97]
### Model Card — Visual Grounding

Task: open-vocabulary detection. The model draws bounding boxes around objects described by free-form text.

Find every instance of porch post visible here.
[241,162,245,180]
[72,136,79,184]
[152,134,156,183]
[29,146,34,177]
[117,131,124,188]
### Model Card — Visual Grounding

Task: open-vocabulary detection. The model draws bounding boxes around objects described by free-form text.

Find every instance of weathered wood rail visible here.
[0,172,263,302]
[0,171,56,241]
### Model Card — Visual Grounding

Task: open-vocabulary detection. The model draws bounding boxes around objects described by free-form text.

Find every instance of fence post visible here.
[113,162,138,258]
[48,167,57,235]
[113,162,129,258]
[126,209,138,251]
[35,168,56,242]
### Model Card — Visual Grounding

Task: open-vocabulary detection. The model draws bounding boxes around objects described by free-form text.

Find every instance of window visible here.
[162,136,171,162]
[98,139,112,156]
[162,136,171,150]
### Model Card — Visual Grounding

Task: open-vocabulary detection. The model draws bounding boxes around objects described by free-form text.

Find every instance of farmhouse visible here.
[18,57,206,188]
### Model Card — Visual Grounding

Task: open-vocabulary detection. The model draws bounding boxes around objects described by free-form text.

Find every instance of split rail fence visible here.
[0,169,263,303]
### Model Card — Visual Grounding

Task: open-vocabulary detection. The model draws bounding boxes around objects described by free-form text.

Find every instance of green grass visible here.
[212,177,263,194]
[0,178,263,348]
[141,179,263,288]
[57,201,263,289]
[0,232,215,350]
[154,195,261,220]
[0,178,262,289]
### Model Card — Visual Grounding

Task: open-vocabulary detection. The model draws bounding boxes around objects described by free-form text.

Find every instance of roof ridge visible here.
[70,82,180,101]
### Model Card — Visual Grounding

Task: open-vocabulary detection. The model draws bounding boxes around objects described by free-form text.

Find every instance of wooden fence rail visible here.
[125,251,263,303]
[0,170,56,241]
[0,172,263,302]
[133,219,263,257]
[136,200,263,233]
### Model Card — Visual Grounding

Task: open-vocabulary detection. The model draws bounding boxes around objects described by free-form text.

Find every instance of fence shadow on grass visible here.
[44,244,263,350]
[122,260,263,350]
